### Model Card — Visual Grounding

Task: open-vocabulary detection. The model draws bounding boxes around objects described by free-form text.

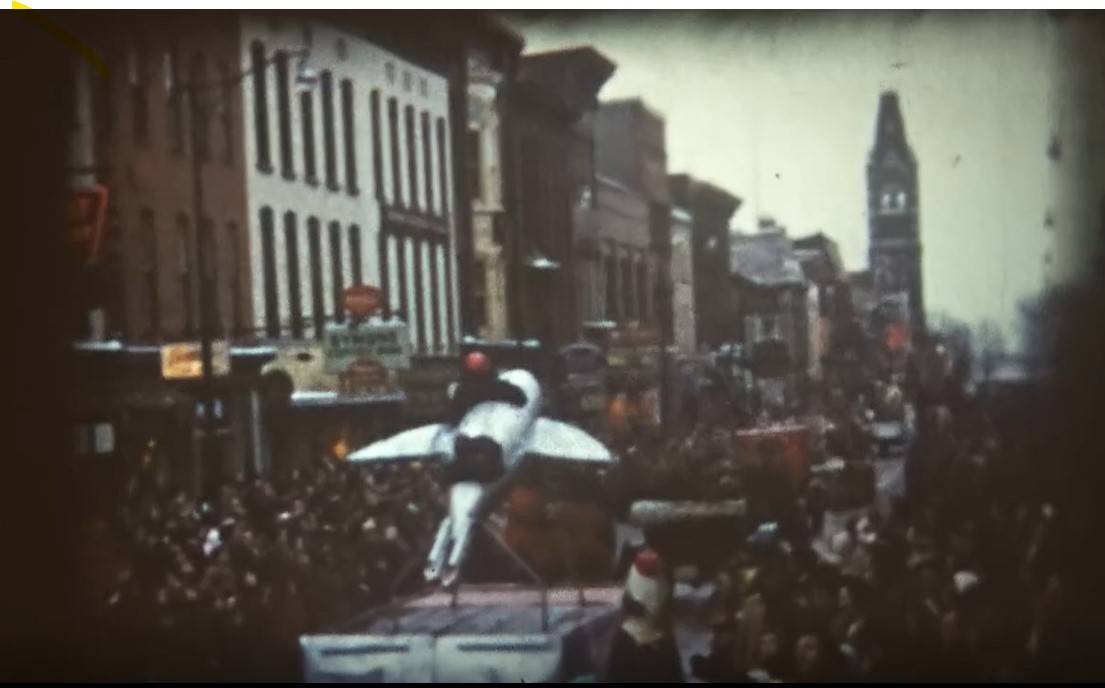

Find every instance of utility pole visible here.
[651,202,673,436]
[188,60,220,503]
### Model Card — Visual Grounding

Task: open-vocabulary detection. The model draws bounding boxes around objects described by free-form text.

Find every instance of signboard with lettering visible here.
[382,205,450,237]
[70,185,109,267]
[160,341,231,380]
[324,320,412,374]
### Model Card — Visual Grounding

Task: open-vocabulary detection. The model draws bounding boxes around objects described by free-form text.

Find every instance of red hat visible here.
[625,548,671,619]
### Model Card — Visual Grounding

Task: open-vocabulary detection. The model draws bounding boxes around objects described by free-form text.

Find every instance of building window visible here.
[140,208,159,338]
[429,242,442,352]
[128,40,149,144]
[443,238,455,349]
[467,129,481,202]
[321,70,338,190]
[349,224,363,286]
[283,212,303,339]
[396,233,409,324]
[436,117,449,216]
[259,207,279,338]
[93,47,116,143]
[370,90,384,200]
[341,79,358,195]
[421,111,434,214]
[250,41,272,172]
[405,105,419,210]
[217,60,234,167]
[190,53,210,161]
[275,51,294,178]
[166,46,184,154]
[379,231,395,319]
[177,215,194,337]
[472,258,487,333]
[227,222,242,337]
[201,217,219,331]
[637,262,649,321]
[413,235,426,352]
[388,97,402,206]
[896,190,907,210]
[103,210,126,337]
[300,91,317,184]
[308,218,325,338]
[329,222,345,324]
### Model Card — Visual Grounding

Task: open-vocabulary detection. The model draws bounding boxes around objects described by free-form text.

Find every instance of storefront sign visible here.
[324,321,411,374]
[160,341,231,380]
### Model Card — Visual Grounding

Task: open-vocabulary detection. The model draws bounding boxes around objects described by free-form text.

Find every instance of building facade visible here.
[588,99,672,331]
[794,232,853,379]
[74,16,278,495]
[90,15,250,345]
[241,17,459,354]
[1043,11,1105,286]
[504,47,614,351]
[867,90,925,336]
[466,50,511,340]
[669,174,742,351]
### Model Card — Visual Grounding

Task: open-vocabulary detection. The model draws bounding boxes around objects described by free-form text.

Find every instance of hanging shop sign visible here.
[70,185,109,267]
[323,320,412,374]
[160,341,231,380]
[343,284,383,321]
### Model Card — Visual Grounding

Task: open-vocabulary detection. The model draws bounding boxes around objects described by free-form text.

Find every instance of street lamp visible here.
[188,47,315,503]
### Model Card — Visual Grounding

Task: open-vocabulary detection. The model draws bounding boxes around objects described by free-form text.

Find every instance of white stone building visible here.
[241,16,459,354]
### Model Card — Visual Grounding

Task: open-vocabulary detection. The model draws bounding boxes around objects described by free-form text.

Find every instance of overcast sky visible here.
[514,11,1056,341]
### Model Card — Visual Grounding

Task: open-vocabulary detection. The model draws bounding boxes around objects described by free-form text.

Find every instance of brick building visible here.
[503,47,615,351]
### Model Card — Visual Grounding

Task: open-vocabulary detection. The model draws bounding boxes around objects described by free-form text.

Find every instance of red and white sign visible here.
[343,284,382,320]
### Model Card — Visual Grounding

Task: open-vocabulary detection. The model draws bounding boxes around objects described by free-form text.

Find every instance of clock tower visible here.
[867,91,926,335]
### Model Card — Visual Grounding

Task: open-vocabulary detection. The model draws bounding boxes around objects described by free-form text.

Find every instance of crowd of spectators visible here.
[91,459,446,682]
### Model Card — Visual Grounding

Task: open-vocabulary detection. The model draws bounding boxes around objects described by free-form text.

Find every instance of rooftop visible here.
[730,232,807,288]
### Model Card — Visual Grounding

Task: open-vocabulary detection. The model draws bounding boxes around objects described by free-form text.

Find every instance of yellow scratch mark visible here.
[13,1,109,79]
